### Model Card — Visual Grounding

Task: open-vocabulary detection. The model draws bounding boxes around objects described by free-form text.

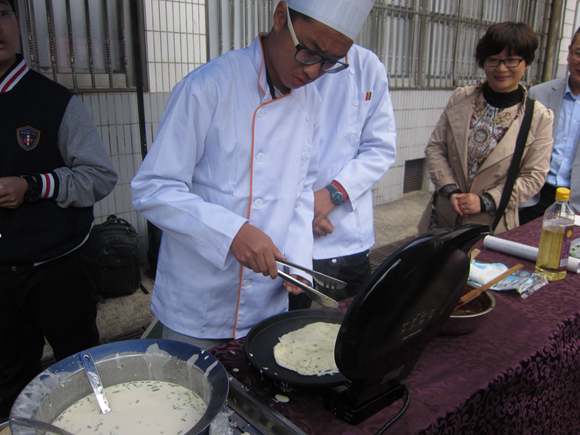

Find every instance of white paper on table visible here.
[483,236,580,273]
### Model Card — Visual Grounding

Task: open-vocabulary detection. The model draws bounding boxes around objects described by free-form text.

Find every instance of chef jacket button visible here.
[254,198,263,207]
[331,258,337,264]
[257,153,265,162]
[350,134,356,141]
[349,68,355,75]
[257,108,265,118]
[305,113,310,121]
[301,152,307,161]
[243,279,251,287]
[11,266,17,272]
[353,99,359,106]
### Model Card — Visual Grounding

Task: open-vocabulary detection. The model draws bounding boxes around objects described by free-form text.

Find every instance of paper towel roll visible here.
[483,236,580,273]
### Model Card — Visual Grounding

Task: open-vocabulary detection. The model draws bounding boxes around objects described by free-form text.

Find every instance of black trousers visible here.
[0,241,100,418]
[519,183,557,225]
[289,250,371,311]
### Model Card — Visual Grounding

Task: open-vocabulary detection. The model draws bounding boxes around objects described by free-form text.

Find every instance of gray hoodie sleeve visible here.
[53,95,118,208]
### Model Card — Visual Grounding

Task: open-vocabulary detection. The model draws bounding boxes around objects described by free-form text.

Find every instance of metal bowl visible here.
[10,339,229,435]
[438,290,496,336]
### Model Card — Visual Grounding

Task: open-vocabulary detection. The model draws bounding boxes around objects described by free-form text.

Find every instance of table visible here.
[210,219,580,434]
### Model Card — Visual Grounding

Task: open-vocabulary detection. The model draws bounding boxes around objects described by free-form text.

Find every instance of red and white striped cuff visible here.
[38,173,57,199]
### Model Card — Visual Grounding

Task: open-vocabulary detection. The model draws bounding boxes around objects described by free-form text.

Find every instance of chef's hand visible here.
[231,223,284,279]
[283,276,311,295]
[451,193,481,217]
[313,216,334,238]
[312,188,336,229]
[0,176,28,209]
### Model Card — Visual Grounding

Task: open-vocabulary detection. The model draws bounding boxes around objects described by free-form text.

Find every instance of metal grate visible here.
[404,158,424,193]
[355,0,548,89]
[208,0,549,90]
[19,0,144,93]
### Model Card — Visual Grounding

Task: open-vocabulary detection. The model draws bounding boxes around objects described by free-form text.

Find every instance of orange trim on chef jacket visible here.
[232,58,292,339]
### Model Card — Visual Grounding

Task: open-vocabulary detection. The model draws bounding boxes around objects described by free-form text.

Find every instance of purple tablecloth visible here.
[210,219,580,434]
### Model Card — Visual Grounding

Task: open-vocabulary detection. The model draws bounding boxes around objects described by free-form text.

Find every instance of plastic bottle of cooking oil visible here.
[535,187,576,281]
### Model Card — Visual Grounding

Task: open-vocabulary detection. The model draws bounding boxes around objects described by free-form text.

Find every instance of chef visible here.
[132,0,375,349]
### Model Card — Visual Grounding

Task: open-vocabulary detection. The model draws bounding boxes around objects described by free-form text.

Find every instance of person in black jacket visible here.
[0,0,117,418]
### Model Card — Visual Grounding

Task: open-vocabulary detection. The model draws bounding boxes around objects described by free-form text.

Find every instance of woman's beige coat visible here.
[418,83,554,234]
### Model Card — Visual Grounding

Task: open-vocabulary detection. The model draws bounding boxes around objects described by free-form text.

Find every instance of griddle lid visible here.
[335,224,489,399]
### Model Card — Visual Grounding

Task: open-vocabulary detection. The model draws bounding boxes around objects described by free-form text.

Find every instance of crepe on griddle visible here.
[273,322,340,376]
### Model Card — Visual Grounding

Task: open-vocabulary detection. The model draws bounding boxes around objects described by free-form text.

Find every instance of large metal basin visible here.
[10,339,229,435]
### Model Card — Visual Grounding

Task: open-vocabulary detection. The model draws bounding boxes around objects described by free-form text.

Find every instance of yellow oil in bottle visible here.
[535,224,568,281]
[534,187,576,282]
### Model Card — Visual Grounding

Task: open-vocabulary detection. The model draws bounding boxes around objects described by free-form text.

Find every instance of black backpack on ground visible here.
[90,215,147,298]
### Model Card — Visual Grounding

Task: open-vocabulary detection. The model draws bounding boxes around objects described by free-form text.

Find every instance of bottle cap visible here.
[556,187,570,201]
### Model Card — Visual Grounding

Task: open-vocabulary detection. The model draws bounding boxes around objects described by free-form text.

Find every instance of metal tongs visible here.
[275,258,346,308]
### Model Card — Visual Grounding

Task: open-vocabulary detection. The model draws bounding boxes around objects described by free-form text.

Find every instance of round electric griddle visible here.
[244,224,490,406]
[244,309,347,387]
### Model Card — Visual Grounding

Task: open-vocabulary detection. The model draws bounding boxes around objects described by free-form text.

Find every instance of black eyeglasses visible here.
[286,5,349,74]
[484,57,525,68]
[0,9,16,24]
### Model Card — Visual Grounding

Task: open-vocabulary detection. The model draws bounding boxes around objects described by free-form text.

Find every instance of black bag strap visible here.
[491,97,535,233]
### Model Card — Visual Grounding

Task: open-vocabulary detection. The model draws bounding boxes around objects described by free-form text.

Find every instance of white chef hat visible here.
[286,0,375,41]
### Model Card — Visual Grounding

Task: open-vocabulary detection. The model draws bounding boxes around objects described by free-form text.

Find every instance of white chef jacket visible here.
[312,44,397,259]
[131,36,320,339]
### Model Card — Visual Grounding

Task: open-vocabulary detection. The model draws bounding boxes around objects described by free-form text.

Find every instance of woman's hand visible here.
[450,193,481,216]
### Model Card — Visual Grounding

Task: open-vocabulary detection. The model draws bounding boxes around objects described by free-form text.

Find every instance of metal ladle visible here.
[80,351,111,414]
[11,416,75,435]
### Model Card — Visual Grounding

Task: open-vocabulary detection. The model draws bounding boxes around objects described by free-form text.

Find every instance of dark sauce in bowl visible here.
[453,297,487,316]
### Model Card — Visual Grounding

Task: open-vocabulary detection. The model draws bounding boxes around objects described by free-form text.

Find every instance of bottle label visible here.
[559,226,575,269]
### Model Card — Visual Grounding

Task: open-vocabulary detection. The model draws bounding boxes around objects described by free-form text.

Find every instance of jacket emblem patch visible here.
[17,126,41,150]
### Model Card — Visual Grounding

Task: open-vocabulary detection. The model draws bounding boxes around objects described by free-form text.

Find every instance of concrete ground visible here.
[41,190,431,364]
[373,190,430,247]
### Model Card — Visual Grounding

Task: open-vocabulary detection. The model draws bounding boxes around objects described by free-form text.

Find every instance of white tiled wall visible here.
[371,89,454,205]
[86,0,207,258]
[145,0,206,94]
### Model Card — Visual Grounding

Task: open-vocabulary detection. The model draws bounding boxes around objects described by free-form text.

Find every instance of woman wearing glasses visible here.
[418,22,554,235]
